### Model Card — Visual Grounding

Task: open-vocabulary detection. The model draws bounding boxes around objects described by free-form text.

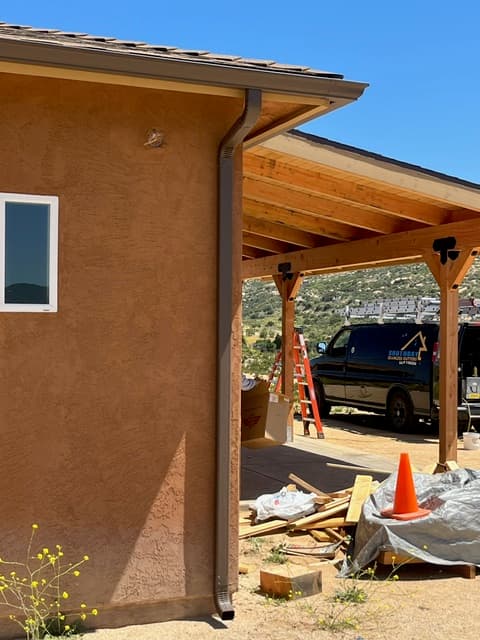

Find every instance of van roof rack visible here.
[344,297,480,324]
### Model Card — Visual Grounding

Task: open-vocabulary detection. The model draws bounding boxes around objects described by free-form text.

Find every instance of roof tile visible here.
[0,22,344,79]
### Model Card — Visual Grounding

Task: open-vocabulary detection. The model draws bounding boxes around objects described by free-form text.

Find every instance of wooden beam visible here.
[242,216,480,280]
[244,197,371,241]
[273,272,303,439]
[244,176,417,234]
[243,214,320,248]
[423,247,478,463]
[244,153,450,225]
[243,231,296,254]
[242,246,266,259]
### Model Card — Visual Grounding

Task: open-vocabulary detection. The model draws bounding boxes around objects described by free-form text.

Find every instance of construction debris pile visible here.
[240,471,375,550]
[342,466,480,577]
[240,458,480,595]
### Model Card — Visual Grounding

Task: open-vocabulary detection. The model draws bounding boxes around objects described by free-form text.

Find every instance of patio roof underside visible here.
[242,131,480,281]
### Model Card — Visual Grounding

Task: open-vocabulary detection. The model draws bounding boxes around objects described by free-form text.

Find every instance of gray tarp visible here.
[340,468,480,576]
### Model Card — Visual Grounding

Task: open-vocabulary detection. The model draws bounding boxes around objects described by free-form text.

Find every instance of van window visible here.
[329,328,352,357]
[460,326,480,377]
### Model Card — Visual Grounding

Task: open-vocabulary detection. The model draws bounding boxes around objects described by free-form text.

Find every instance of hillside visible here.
[242,258,480,375]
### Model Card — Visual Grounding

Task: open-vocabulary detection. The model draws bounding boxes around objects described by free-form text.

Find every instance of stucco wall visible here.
[0,72,243,629]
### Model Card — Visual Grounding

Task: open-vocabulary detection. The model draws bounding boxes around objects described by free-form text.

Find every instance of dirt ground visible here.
[92,418,480,640]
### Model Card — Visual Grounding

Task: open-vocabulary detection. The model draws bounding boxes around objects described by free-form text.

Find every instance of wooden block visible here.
[345,475,372,523]
[260,564,322,598]
[308,530,331,543]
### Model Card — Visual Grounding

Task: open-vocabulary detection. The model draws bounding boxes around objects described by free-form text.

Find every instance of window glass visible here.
[5,202,50,304]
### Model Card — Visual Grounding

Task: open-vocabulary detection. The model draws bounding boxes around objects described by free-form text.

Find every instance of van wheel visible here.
[314,381,331,418]
[386,390,415,432]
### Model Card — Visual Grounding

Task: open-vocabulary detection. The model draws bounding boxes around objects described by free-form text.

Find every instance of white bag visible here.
[252,487,317,522]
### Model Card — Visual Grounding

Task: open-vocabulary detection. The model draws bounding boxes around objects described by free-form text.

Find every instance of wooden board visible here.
[239,519,287,539]
[345,475,373,523]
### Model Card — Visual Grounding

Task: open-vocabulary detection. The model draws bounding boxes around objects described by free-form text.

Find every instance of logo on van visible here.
[387,331,428,364]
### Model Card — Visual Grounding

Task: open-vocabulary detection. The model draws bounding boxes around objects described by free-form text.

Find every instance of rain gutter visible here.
[216,88,261,620]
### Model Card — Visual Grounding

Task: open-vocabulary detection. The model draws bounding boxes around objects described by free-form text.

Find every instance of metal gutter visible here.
[0,38,368,102]
[216,88,261,620]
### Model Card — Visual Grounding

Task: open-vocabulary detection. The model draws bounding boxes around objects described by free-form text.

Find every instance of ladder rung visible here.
[300,399,312,404]
[302,417,316,422]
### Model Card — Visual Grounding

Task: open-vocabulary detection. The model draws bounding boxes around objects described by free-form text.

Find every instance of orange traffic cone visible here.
[381,452,431,521]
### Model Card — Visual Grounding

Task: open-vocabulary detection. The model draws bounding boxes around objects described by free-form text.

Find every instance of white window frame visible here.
[0,193,58,312]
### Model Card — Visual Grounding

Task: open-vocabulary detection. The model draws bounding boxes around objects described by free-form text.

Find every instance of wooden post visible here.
[424,245,478,463]
[273,271,303,441]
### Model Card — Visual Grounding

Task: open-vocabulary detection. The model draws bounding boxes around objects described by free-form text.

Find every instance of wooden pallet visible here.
[377,550,477,579]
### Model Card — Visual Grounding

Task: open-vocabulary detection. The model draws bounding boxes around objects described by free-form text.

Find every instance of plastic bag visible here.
[251,487,317,522]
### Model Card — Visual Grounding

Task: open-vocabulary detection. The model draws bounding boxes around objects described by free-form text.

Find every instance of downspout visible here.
[216,88,261,620]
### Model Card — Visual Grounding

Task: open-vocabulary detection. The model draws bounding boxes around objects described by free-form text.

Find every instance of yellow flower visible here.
[31,581,39,588]
[64,625,70,631]
[73,570,80,577]
[37,553,43,560]
[9,571,16,577]
[62,591,69,599]
[83,555,89,561]
[80,603,87,609]
[42,548,49,555]
[91,608,98,616]
[80,613,87,621]
[31,524,39,530]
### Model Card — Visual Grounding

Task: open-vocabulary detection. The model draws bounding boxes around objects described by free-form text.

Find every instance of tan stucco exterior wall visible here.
[0,72,244,631]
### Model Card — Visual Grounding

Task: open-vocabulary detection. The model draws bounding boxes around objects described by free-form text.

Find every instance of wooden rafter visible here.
[244,152,453,225]
[244,176,423,234]
[243,198,373,241]
[243,215,320,248]
[243,231,296,254]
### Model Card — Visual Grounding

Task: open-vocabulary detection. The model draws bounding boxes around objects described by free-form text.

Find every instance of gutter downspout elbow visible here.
[216,88,261,620]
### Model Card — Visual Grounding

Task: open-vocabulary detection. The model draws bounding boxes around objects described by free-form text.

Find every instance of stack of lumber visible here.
[239,472,377,545]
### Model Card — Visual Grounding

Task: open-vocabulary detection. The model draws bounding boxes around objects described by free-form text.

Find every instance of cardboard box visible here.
[241,380,290,448]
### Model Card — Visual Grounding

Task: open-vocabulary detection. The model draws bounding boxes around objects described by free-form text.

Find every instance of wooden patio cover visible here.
[241,129,480,464]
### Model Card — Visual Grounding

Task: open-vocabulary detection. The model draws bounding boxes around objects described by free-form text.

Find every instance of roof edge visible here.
[0,37,368,102]
[288,129,480,191]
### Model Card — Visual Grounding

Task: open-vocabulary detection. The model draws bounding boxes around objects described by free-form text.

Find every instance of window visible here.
[329,328,352,358]
[0,193,58,312]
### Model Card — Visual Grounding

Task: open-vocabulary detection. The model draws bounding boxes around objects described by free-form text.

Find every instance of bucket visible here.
[463,432,480,450]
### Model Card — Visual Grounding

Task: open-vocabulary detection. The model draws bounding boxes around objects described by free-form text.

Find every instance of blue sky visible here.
[2,1,479,182]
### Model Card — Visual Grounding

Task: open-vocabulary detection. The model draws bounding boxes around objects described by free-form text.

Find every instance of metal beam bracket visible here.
[433,236,459,265]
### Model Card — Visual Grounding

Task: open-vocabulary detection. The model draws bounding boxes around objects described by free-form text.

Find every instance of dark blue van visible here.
[310,322,480,432]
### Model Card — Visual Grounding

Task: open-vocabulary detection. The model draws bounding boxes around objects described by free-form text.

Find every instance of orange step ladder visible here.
[268,328,324,439]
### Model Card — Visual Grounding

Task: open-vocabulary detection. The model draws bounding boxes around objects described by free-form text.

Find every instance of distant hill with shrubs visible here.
[242,259,480,376]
